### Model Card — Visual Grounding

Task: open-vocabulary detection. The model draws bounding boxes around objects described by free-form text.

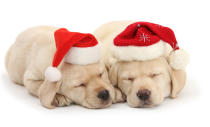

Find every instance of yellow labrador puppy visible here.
[94,21,189,108]
[5,26,124,109]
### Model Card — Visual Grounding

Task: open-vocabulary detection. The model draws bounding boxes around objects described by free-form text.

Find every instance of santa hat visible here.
[112,22,189,70]
[45,28,100,82]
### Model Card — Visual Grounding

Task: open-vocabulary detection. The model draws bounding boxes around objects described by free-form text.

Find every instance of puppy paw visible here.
[52,94,72,107]
[113,88,126,103]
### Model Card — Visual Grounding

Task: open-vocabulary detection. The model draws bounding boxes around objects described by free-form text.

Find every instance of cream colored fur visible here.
[5,26,124,109]
[94,21,187,107]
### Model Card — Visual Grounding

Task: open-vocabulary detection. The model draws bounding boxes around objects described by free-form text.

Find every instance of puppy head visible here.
[39,63,114,109]
[109,57,186,108]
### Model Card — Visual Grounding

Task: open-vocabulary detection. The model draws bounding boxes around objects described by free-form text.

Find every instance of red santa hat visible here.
[112,22,189,70]
[45,28,100,82]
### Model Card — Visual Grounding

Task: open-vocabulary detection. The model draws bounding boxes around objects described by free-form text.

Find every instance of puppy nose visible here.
[137,89,151,101]
[97,90,109,101]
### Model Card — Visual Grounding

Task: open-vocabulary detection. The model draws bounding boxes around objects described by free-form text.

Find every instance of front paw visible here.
[113,88,126,103]
[52,94,72,107]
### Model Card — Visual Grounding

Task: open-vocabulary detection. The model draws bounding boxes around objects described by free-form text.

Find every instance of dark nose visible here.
[97,90,110,101]
[136,89,151,101]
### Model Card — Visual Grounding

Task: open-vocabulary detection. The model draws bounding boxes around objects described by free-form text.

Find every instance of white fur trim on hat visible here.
[111,40,166,61]
[45,67,61,82]
[169,49,190,70]
[64,43,101,65]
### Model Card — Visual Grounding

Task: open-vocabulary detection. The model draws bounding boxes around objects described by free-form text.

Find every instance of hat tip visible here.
[45,66,61,82]
[169,49,190,70]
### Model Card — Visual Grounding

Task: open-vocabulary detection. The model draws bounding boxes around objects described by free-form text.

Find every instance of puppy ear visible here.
[101,69,111,83]
[170,69,186,98]
[108,63,119,86]
[38,80,62,109]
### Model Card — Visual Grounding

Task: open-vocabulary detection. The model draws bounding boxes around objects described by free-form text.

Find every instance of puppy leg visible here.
[24,70,72,107]
[52,93,72,107]
[23,70,44,97]
[113,88,126,103]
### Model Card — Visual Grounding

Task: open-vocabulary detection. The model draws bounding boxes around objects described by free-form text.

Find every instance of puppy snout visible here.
[97,90,109,101]
[137,89,151,101]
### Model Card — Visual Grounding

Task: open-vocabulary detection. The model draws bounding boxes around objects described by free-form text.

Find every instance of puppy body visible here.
[94,21,187,107]
[5,26,124,109]
[6,26,57,86]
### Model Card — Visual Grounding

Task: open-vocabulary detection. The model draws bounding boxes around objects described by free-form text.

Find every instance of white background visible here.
[0,0,209,127]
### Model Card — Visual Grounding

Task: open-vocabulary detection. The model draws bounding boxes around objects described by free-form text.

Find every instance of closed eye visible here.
[149,73,161,78]
[123,77,135,82]
[128,77,134,81]
[98,73,103,77]
[79,83,86,87]
[74,83,86,88]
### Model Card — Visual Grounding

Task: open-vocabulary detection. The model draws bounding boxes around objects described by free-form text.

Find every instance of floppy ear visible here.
[108,63,120,86]
[101,68,111,84]
[170,69,187,98]
[38,80,62,109]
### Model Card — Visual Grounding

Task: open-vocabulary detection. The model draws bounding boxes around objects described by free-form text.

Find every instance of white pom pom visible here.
[169,49,190,70]
[45,67,61,82]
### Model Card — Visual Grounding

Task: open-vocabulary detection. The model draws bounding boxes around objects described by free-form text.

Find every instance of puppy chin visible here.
[99,100,112,108]
[83,99,112,109]
[127,95,163,108]
[127,96,140,108]
[138,102,158,108]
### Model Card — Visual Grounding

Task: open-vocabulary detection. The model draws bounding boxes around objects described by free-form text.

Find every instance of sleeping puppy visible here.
[108,57,186,107]
[5,26,124,109]
[94,21,189,107]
